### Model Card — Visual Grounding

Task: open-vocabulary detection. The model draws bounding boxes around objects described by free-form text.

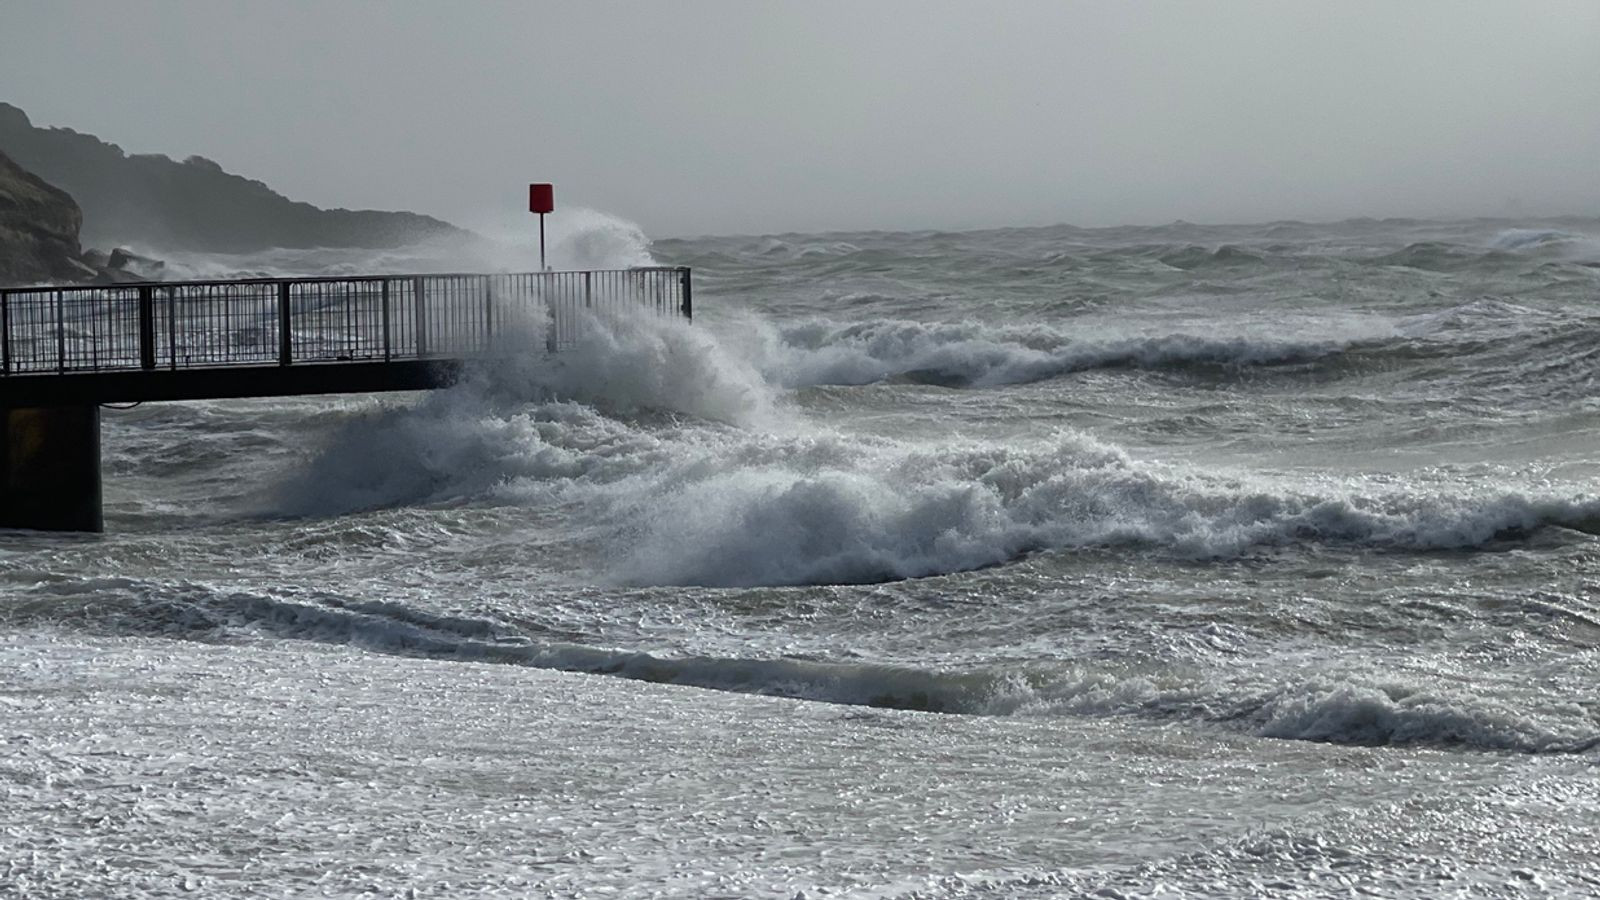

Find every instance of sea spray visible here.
[480,312,781,427]
[265,310,779,518]
[139,207,660,281]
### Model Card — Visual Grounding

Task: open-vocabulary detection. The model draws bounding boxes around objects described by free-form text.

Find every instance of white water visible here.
[6,214,1600,897]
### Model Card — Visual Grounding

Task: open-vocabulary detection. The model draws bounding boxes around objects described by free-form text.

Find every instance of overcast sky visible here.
[3,1,1597,237]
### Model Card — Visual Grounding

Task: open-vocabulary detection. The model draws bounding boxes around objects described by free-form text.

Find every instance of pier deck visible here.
[0,267,691,531]
[0,267,690,406]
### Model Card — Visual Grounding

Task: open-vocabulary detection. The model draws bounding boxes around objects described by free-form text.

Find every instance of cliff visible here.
[0,148,94,284]
[0,102,470,253]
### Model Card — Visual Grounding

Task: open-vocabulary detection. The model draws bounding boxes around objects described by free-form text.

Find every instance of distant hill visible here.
[0,102,472,253]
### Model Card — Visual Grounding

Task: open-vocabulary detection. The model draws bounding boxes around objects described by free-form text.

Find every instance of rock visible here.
[62,257,100,281]
[0,148,90,285]
[0,102,29,134]
[182,155,225,173]
[107,247,165,277]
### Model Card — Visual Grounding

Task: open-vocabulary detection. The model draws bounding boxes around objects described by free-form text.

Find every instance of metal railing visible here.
[0,267,691,376]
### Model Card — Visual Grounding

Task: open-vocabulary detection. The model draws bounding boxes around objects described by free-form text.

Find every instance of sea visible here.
[3,215,1599,898]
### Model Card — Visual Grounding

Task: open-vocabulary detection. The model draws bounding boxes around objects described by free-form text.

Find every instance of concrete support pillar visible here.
[0,405,102,533]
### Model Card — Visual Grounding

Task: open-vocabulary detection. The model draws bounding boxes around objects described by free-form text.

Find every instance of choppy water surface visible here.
[4,216,1599,897]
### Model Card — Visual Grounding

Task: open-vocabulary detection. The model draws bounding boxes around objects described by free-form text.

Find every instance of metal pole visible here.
[679,267,692,321]
[0,291,9,375]
[278,281,292,366]
[167,287,177,369]
[482,275,493,345]
[413,276,428,357]
[55,290,66,373]
[138,286,156,370]
[539,213,547,272]
[381,279,391,362]
[543,273,557,354]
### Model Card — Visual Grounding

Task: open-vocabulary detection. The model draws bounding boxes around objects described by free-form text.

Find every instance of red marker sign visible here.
[529,183,554,214]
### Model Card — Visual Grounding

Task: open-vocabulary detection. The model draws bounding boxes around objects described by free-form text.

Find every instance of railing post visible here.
[679,267,692,321]
[381,278,392,362]
[1,290,9,375]
[543,273,557,354]
[483,275,493,345]
[413,276,428,357]
[138,286,156,370]
[277,280,292,366]
[584,271,592,309]
[167,287,178,369]
[55,290,66,373]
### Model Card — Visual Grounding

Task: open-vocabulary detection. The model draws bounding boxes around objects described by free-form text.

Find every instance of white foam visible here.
[251,289,1598,586]
[269,346,1600,580]
[604,432,1600,587]
[477,312,782,427]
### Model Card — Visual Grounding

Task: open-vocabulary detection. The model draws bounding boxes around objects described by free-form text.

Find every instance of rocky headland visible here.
[0,102,472,274]
[0,147,98,285]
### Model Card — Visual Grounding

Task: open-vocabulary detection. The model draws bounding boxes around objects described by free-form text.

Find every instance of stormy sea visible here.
[4,215,1599,897]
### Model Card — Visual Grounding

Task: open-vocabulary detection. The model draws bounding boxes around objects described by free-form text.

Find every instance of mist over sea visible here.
[4,215,1599,897]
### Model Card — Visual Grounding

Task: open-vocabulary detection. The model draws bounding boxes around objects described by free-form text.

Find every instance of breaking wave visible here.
[243,306,1600,582]
[1488,227,1600,260]
[15,581,1596,753]
[605,433,1600,587]
[1371,230,1600,270]
[1157,244,1267,269]
[268,317,778,518]
[1369,241,1519,271]
[731,317,1392,389]
[269,372,1600,586]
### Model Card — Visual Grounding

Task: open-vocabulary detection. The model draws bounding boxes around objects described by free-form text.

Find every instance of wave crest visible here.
[610,433,1600,587]
[25,583,1594,753]
[733,317,1379,389]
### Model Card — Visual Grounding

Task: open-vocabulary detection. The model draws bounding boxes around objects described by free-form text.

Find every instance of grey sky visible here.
[3,1,1597,237]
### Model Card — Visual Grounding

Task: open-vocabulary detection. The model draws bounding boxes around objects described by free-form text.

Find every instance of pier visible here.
[0,266,692,532]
